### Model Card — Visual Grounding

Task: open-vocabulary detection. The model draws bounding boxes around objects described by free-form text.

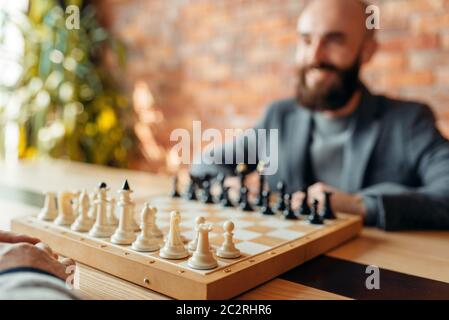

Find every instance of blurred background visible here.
[1,0,448,173]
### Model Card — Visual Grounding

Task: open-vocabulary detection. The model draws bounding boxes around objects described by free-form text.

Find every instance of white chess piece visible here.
[188,216,205,251]
[71,190,81,217]
[71,190,93,232]
[111,180,137,244]
[89,183,113,238]
[107,197,119,226]
[88,191,98,220]
[132,203,160,252]
[54,191,76,226]
[188,223,218,270]
[38,191,58,221]
[216,221,241,259]
[159,211,189,259]
[148,206,163,238]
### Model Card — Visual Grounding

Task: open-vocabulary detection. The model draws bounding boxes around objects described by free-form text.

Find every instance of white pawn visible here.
[188,223,218,270]
[107,197,119,226]
[132,203,160,252]
[216,221,241,259]
[54,191,76,226]
[38,191,57,221]
[71,190,81,216]
[89,183,113,238]
[159,211,189,259]
[111,180,136,245]
[188,216,205,251]
[71,190,93,232]
[148,206,163,238]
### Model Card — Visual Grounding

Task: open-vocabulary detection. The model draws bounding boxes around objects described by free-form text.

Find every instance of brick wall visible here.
[97,0,449,171]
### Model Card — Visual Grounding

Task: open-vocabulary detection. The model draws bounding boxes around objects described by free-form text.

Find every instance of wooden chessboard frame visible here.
[11,210,362,300]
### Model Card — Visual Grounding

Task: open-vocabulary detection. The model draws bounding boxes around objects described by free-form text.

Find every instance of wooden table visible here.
[1,159,448,300]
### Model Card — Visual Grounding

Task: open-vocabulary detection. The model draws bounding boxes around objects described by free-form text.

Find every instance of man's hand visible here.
[0,230,74,281]
[0,230,40,245]
[292,182,367,217]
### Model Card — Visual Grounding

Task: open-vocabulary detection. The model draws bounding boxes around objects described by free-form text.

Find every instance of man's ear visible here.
[360,37,378,65]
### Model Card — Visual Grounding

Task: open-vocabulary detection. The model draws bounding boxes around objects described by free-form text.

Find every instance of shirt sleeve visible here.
[0,268,79,300]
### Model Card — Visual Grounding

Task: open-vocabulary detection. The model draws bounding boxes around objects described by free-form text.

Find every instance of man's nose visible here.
[307,39,327,66]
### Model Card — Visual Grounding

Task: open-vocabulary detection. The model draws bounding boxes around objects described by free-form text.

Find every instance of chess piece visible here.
[236,163,248,204]
[132,203,160,252]
[107,197,119,227]
[260,190,274,215]
[71,190,94,232]
[321,192,336,220]
[221,187,234,208]
[275,181,287,211]
[201,180,214,204]
[255,161,266,207]
[283,194,298,220]
[88,191,98,220]
[54,191,76,226]
[71,190,81,217]
[148,206,163,238]
[185,179,197,201]
[239,187,254,212]
[89,183,113,237]
[171,176,180,198]
[111,180,137,244]
[299,188,311,216]
[188,216,205,251]
[160,211,189,259]
[216,221,241,259]
[38,191,58,221]
[216,173,226,202]
[309,199,324,225]
[188,223,218,269]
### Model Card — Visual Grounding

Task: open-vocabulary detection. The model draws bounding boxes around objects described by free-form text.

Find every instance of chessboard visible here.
[10,180,363,300]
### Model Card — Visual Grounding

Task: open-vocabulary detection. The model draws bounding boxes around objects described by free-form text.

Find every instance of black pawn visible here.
[309,199,323,225]
[239,187,254,212]
[217,173,226,202]
[283,194,298,220]
[299,189,311,216]
[255,174,265,207]
[185,180,197,201]
[221,187,234,207]
[321,192,336,220]
[171,176,180,198]
[201,180,214,204]
[275,181,287,211]
[260,191,274,215]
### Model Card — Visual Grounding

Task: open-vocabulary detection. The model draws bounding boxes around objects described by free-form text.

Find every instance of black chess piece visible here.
[283,194,298,220]
[201,180,214,204]
[275,181,287,211]
[255,174,265,207]
[260,190,274,215]
[171,176,180,198]
[239,187,254,212]
[221,187,234,207]
[216,172,226,202]
[299,189,311,216]
[235,163,248,204]
[184,178,197,201]
[309,199,323,225]
[99,182,107,189]
[321,191,336,220]
[122,180,130,190]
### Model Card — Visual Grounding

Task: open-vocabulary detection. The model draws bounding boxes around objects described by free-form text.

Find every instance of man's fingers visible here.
[0,230,40,244]
[35,242,58,259]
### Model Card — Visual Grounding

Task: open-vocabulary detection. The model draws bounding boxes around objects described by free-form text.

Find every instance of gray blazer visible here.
[191,86,449,230]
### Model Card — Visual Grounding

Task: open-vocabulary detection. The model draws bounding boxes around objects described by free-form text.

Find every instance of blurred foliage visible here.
[0,0,134,167]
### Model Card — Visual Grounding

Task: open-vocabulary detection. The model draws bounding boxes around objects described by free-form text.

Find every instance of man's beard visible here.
[295,58,362,112]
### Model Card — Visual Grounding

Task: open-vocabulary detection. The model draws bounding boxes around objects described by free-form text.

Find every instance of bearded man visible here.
[190,0,449,230]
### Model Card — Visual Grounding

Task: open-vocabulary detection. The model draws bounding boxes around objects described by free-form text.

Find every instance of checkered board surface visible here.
[132,195,348,275]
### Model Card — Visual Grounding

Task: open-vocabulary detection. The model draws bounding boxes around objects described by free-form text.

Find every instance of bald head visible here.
[294,0,378,113]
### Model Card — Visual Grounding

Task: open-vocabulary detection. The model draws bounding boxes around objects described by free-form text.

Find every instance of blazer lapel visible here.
[342,88,382,193]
